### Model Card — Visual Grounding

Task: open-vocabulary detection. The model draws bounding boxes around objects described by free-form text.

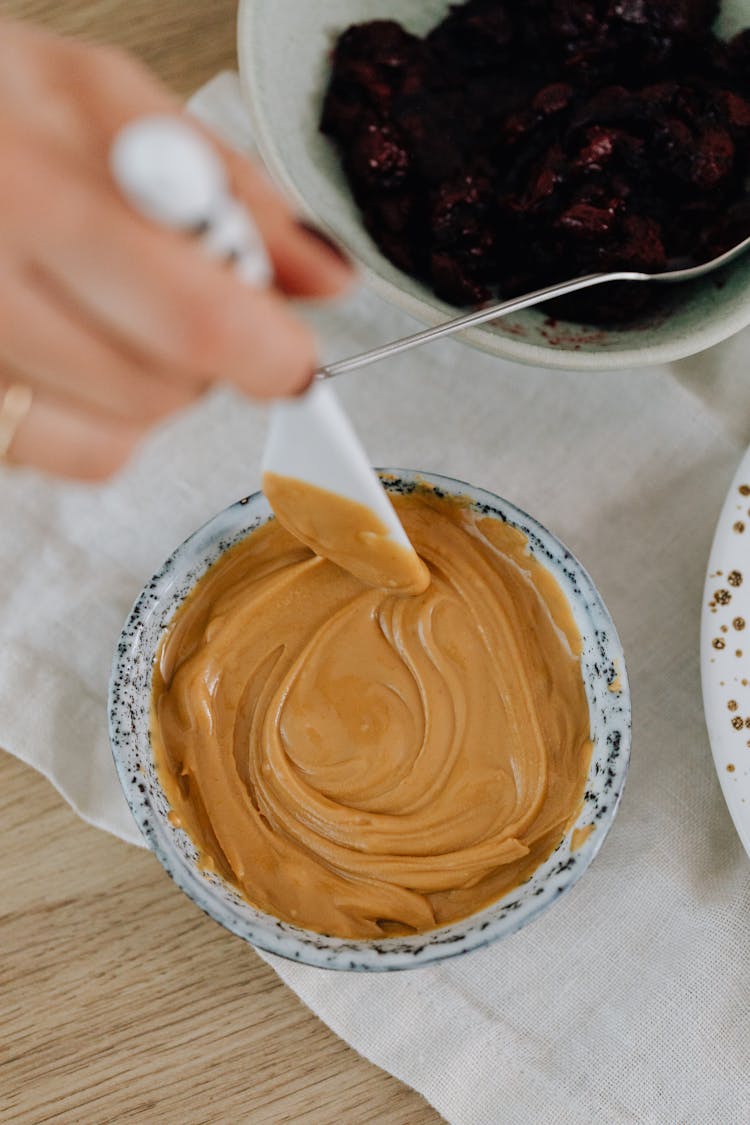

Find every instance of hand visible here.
[0,21,354,480]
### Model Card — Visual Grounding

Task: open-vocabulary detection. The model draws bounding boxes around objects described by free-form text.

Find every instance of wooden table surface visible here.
[0,3,438,1121]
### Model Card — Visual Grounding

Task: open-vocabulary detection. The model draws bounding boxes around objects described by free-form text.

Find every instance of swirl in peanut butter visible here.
[262,471,430,594]
[151,490,592,939]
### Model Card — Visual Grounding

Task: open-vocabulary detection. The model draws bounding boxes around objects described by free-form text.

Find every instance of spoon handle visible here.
[318,270,640,379]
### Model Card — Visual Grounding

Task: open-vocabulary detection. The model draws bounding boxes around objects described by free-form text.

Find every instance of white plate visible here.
[700,445,750,858]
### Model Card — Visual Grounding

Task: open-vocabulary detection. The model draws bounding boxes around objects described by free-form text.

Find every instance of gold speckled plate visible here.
[701,448,750,858]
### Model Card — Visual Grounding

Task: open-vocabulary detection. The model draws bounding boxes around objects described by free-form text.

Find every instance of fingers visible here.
[0,271,202,424]
[1,375,142,481]
[35,167,320,398]
[61,47,356,299]
[212,141,356,298]
[0,23,351,474]
[48,36,180,149]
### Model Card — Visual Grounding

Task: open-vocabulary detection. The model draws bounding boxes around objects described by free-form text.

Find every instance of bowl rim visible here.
[109,469,631,971]
[236,0,750,371]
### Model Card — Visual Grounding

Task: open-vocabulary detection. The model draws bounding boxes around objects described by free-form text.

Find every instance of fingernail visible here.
[297,221,353,269]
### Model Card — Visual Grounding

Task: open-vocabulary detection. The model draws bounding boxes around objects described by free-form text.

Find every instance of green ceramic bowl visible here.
[238,0,750,370]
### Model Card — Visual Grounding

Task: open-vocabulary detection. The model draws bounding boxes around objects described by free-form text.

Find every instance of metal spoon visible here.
[317,234,750,380]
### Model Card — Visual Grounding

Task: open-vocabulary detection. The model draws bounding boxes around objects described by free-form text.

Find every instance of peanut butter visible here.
[262,471,430,594]
[151,488,593,939]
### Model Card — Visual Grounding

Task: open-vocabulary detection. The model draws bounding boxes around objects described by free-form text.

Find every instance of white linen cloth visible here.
[2,72,749,1123]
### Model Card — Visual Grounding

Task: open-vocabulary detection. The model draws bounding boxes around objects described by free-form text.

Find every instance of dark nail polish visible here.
[297,221,352,268]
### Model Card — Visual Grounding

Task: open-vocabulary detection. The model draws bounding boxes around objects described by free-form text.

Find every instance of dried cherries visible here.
[321,1,750,323]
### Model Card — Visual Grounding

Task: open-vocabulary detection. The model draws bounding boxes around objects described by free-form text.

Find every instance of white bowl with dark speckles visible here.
[109,470,631,971]
[237,0,750,371]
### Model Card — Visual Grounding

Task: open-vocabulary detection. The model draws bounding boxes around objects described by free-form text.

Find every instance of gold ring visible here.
[0,383,33,463]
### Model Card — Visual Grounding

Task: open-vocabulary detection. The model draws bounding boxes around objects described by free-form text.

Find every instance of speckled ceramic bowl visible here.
[237,0,750,371]
[109,471,631,971]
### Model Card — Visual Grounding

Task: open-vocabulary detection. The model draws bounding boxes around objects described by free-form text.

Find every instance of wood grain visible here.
[1,754,438,1124]
[0,2,440,1121]
[3,0,239,97]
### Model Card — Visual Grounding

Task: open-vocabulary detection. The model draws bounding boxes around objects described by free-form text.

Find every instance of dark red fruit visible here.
[558,202,619,237]
[721,91,750,129]
[430,253,489,305]
[691,127,734,188]
[532,83,575,116]
[616,216,667,271]
[573,126,619,172]
[348,122,410,191]
[322,2,750,325]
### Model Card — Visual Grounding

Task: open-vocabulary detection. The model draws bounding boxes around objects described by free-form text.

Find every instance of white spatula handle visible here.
[110,114,272,286]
